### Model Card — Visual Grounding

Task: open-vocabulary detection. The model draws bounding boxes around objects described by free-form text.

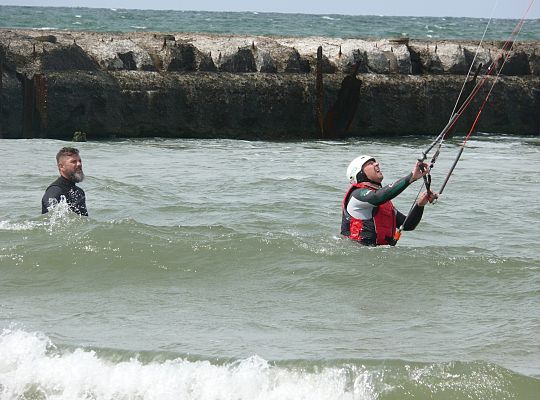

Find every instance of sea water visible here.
[1,136,539,399]
[0,5,539,40]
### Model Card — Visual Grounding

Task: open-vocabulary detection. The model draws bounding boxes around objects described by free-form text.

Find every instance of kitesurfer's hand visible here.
[410,161,429,182]
[417,191,438,206]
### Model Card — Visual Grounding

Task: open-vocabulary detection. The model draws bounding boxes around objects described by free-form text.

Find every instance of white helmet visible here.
[346,155,375,183]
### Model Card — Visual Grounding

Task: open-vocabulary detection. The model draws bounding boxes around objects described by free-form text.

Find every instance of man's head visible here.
[347,154,383,184]
[56,147,85,183]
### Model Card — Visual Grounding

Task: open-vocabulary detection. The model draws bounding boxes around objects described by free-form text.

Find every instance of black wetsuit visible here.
[41,176,88,216]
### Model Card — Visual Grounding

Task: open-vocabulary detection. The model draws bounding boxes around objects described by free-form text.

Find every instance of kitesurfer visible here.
[42,147,88,216]
[341,155,436,246]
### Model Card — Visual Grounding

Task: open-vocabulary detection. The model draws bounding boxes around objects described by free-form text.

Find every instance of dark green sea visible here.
[0,5,539,40]
[1,4,540,400]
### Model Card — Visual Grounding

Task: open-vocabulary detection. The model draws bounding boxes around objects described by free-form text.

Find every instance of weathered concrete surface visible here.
[1,29,539,139]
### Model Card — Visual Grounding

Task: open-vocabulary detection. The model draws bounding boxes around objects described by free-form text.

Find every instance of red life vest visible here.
[341,182,397,245]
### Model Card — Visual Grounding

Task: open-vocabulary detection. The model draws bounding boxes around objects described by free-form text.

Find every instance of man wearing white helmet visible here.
[341,155,436,245]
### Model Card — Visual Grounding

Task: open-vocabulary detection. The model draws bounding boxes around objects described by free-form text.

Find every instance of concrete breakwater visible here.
[1,29,539,140]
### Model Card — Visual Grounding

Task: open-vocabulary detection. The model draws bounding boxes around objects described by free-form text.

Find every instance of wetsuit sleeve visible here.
[41,186,63,214]
[397,204,425,231]
[351,173,413,206]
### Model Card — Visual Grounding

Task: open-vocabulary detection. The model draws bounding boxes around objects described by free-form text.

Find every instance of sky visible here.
[0,0,538,19]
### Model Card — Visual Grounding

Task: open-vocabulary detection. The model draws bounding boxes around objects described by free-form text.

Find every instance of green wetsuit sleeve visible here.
[353,173,413,206]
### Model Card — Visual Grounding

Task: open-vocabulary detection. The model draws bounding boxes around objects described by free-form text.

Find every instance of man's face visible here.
[59,153,85,183]
[363,159,383,183]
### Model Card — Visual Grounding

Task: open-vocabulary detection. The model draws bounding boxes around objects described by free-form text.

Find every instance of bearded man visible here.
[42,147,88,216]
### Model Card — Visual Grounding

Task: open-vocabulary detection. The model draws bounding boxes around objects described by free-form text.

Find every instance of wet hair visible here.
[56,147,80,163]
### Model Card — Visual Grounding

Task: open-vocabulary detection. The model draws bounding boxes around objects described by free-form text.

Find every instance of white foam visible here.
[44,199,77,234]
[0,329,377,400]
[0,220,39,231]
[1,199,83,237]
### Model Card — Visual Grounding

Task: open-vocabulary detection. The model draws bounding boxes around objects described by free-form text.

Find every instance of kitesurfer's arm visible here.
[409,161,429,183]
[352,160,429,206]
[351,174,413,206]
[397,205,424,231]
[397,191,437,231]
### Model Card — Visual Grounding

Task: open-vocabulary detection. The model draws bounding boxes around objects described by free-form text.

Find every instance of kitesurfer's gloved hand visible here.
[417,191,438,206]
[410,160,430,183]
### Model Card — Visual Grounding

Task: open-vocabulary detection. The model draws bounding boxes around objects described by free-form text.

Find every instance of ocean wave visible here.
[1,328,537,400]
[0,328,376,400]
[321,16,340,21]
[2,206,537,270]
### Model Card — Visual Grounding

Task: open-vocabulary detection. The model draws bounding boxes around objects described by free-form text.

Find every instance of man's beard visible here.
[70,169,85,183]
